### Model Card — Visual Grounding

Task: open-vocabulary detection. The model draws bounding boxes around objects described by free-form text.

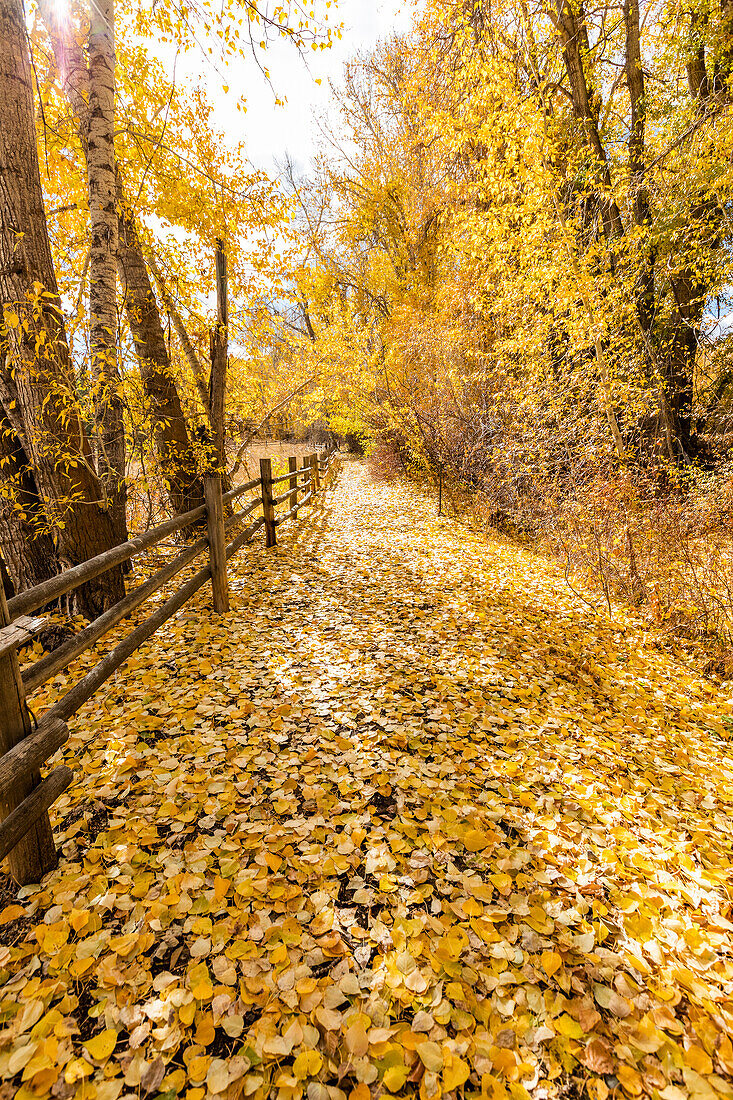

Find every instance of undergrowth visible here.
[369,443,733,679]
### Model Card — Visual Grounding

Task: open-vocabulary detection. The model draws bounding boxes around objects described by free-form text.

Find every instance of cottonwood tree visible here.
[38,0,207,520]
[288,0,733,482]
[0,0,123,615]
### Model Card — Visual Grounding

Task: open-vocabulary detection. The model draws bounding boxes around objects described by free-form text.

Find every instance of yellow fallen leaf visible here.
[8,1044,36,1075]
[616,1064,643,1095]
[555,1015,583,1039]
[189,962,213,1000]
[345,1021,369,1057]
[594,984,632,1018]
[65,1058,94,1084]
[293,1050,323,1079]
[108,933,138,958]
[443,1056,470,1091]
[189,1055,212,1083]
[464,829,490,852]
[95,1081,124,1100]
[417,1041,443,1072]
[223,1014,244,1038]
[0,904,25,924]
[69,909,90,933]
[685,1046,712,1075]
[207,1059,230,1095]
[541,950,562,978]
[384,1065,409,1091]
[311,911,333,935]
[83,1030,117,1062]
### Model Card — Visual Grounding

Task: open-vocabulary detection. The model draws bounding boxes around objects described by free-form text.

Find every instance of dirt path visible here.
[2,461,732,1100]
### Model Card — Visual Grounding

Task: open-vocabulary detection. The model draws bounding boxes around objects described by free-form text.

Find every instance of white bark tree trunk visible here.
[87,0,126,543]
[0,0,124,617]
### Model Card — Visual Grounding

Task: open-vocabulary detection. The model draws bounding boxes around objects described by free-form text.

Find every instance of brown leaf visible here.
[140,1056,165,1096]
[581,1039,614,1075]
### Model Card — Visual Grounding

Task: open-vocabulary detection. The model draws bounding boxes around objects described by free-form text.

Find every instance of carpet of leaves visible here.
[2,461,733,1100]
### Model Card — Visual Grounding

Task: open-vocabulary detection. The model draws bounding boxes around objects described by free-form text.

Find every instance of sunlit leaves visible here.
[2,464,733,1100]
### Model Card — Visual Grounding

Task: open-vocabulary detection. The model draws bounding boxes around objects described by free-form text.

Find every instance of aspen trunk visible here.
[36,1,204,520]
[87,0,126,544]
[0,0,123,619]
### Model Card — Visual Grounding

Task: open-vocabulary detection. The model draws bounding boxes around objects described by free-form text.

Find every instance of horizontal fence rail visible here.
[7,505,208,621]
[0,445,340,885]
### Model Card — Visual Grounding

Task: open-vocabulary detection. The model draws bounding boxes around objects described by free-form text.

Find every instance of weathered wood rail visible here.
[0,447,339,885]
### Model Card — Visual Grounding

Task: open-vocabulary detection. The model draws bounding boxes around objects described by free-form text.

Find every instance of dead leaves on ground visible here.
[2,463,733,1100]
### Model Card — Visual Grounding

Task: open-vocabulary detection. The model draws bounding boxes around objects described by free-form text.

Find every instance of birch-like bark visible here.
[0,0,123,617]
[38,0,204,518]
[87,0,126,543]
[209,241,228,474]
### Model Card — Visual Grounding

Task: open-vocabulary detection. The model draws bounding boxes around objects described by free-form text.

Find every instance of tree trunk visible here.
[0,407,59,594]
[547,0,624,239]
[659,270,709,459]
[87,0,126,544]
[147,252,211,415]
[622,0,679,457]
[116,186,205,515]
[0,0,124,618]
[548,0,709,463]
[36,1,204,519]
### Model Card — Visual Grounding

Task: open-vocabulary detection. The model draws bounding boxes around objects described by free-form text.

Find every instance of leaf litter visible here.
[1,461,733,1100]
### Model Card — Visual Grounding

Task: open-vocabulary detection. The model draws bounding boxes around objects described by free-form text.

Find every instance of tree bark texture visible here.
[545,0,716,461]
[116,187,206,515]
[0,583,58,884]
[38,0,205,516]
[0,0,124,618]
[87,0,126,544]
[209,241,228,474]
[147,251,211,415]
[547,0,624,240]
[0,408,59,595]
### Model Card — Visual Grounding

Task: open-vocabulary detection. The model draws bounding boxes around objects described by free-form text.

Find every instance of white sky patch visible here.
[135,0,420,349]
[238,0,417,171]
[148,0,418,175]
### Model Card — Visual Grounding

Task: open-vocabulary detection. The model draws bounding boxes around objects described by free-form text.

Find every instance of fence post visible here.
[288,456,298,513]
[0,580,57,884]
[204,476,230,613]
[324,445,334,484]
[260,458,277,548]
[311,452,320,493]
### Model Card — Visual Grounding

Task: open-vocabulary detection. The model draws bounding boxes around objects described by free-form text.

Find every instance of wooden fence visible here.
[0,447,339,885]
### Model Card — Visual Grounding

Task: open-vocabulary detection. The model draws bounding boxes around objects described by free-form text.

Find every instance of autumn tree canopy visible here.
[280,0,733,479]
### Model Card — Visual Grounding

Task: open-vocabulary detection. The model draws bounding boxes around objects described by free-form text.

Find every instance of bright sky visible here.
[203,0,417,174]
